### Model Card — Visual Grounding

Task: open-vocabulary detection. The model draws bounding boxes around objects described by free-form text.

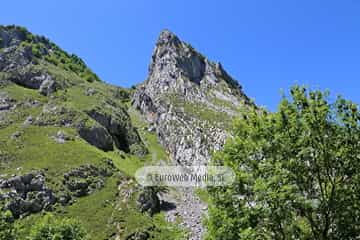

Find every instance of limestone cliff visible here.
[133,30,254,240]
[133,29,253,166]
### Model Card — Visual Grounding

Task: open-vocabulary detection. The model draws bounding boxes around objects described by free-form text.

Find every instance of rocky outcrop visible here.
[0,172,56,218]
[51,130,73,144]
[86,106,147,155]
[0,160,117,217]
[0,26,57,95]
[78,124,114,151]
[133,29,251,166]
[63,163,115,198]
[133,30,254,239]
[34,104,76,127]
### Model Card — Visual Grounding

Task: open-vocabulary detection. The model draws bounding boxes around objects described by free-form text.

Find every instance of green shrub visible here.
[29,214,87,240]
[31,45,42,58]
[0,211,16,240]
[45,55,59,66]
[207,86,360,239]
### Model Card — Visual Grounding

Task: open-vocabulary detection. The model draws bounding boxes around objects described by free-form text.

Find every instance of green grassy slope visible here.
[0,25,185,239]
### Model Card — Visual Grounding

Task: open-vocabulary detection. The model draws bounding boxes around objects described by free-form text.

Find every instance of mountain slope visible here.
[133,30,254,239]
[133,29,253,166]
[0,26,255,240]
[0,25,184,240]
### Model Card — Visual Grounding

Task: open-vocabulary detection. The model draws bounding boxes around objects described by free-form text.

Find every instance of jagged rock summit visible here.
[133,29,255,240]
[134,29,253,166]
[0,25,256,239]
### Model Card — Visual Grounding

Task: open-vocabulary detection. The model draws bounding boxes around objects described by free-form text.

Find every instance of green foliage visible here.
[82,71,98,83]
[6,25,100,83]
[207,85,360,239]
[45,55,59,66]
[167,94,233,129]
[0,211,16,240]
[195,188,210,204]
[113,88,131,101]
[31,44,42,58]
[145,186,169,197]
[29,214,86,240]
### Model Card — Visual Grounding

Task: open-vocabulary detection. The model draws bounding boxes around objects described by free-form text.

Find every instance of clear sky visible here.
[1,1,359,110]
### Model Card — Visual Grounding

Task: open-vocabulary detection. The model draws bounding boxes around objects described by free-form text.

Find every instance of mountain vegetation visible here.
[206,86,360,239]
[0,25,359,240]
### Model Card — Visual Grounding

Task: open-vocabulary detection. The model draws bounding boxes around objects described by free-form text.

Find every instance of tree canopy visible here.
[206,86,360,240]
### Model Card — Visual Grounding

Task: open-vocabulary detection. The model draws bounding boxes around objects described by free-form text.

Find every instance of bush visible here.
[31,45,42,58]
[207,86,360,239]
[0,211,16,240]
[29,214,87,240]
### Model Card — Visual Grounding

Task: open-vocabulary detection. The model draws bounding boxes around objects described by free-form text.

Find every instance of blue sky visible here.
[1,0,359,110]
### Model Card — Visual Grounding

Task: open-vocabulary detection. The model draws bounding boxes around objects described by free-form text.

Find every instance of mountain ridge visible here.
[133,29,255,240]
[0,25,254,240]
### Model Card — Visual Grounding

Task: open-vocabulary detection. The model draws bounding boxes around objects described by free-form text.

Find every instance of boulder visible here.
[78,125,114,151]
[5,198,30,218]
[6,176,25,193]
[38,76,56,96]
[66,180,88,192]
[28,175,45,191]
[52,130,72,144]
[0,172,56,218]
[86,107,147,155]
[58,192,72,206]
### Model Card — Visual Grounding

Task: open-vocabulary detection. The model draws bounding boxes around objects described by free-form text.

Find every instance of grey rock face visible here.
[63,164,114,197]
[0,172,56,218]
[133,29,251,166]
[35,104,76,127]
[38,75,56,96]
[52,130,72,144]
[84,106,147,155]
[0,26,31,49]
[78,124,114,151]
[0,26,57,94]
[0,93,15,111]
[133,30,254,239]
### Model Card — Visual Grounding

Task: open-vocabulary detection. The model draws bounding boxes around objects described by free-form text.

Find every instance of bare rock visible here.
[78,124,114,151]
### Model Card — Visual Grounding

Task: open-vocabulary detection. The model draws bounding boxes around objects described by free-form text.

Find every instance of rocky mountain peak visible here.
[134,29,254,166]
[149,29,205,88]
[145,29,251,105]
[156,29,181,46]
[133,30,256,239]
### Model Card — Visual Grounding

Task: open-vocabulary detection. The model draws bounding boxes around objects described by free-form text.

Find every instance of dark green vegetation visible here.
[3,24,359,240]
[0,25,185,239]
[0,211,86,240]
[0,211,16,240]
[0,25,100,83]
[207,86,360,239]
[166,93,236,130]
[28,214,86,240]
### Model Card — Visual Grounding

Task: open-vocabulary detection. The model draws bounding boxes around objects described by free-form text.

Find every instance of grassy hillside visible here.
[0,25,185,239]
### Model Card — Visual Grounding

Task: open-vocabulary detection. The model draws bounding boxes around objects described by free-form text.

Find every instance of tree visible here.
[29,214,86,240]
[0,211,16,240]
[206,86,360,240]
